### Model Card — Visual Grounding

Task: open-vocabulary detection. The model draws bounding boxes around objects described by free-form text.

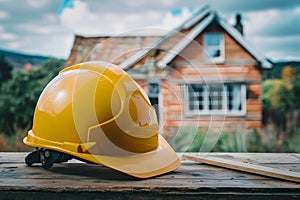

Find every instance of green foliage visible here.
[263,62,300,80]
[0,58,64,136]
[262,65,300,139]
[292,78,300,108]
[0,55,13,84]
[283,128,300,153]
[262,79,297,112]
[169,126,201,152]
[263,63,300,139]
[281,66,294,80]
[214,130,248,152]
[170,127,300,153]
[171,127,256,152]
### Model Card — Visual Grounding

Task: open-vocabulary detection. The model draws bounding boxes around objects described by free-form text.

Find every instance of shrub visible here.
[170,127,261,153]
[0,134,9,151]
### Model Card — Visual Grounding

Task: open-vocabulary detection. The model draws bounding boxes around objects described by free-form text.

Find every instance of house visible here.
[66,6,272,136]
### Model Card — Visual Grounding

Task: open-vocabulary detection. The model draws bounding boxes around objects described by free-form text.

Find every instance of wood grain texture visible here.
[183,154,300,183]
[0,153,299,199]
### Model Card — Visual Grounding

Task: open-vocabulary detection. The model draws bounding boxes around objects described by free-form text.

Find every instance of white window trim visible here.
[147,81,164,134]
[184,84,246,116]
[204,33,225,64]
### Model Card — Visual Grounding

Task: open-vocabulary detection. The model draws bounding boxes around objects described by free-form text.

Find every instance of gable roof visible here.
[118,5,211,69]
[65,34,161,67]
[157,11,272,69]
[121,7,271,69]
[217,16,272,68]
[156,12,215,68]
[66,5,272,69]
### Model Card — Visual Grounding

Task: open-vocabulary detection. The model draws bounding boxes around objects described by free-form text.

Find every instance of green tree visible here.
[262,79,295,112]
[292,78,300,108]
[0,55,13,85]
[0,58,64,135]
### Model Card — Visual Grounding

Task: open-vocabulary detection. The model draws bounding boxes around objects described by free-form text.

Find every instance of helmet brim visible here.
[24,134,180,178]
[85,135,180,178]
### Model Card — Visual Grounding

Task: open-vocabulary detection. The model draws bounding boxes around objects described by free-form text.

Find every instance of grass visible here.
[0,126,299,153]
[169,127,300,153]
[283,128,300,152]
[0,129,33,152]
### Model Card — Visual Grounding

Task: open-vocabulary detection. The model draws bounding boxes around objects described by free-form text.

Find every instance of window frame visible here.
[203,32,225,64]
[184,83,246,116]
[147,81,164,134]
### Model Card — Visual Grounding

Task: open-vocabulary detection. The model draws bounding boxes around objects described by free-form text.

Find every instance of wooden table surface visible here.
[0,152,299,199]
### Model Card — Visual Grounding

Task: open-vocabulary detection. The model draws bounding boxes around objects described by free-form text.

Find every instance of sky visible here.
[0,0,300,62]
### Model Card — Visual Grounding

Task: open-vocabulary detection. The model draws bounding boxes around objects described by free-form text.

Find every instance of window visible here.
[148,82,160,122]
[204,33,224,63]
[185,84,246,115]
[148,82,160,98]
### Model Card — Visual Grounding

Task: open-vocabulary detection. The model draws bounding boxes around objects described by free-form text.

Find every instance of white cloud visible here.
[248,35,300,61]
[0,10,9,19]
[117,27,168,36]
[4,34,73,58]
[0,0,298,61]
[16,13,63,35]
[0,25,17,40]
[2,32,17,40]
[243,8,300,39]
[36,35,74,58]
[18,23,63,35]
[159,0,179,7]
[6,41,21,49]
[44,14,57,22]
[60,0,101,34]
[293,6,300,14]
[245,9,281,35]
[126,0,178,7]
[161,7,193,29]
[126,0,150,7]
[26,0,50,8]
[59,0,165,35]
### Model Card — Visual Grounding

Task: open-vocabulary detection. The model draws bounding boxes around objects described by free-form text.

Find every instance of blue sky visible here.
[0,0,299,61]
[57,0,74,14]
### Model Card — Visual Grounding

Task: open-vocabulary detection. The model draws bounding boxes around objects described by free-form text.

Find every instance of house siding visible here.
[160,22,262,135]
[65,11,270,136]
[66,35,160,67]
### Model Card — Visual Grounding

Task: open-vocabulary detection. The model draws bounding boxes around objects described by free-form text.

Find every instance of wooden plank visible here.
[188,153,300,164]
[183,154,300,183]
[1,162,299,188]
[1,153,300,200]
[0,161,273,181]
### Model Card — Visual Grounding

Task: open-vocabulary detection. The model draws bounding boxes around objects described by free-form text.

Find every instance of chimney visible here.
[234,13,243,35]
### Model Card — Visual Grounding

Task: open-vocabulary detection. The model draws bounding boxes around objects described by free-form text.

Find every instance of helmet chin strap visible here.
[25,149,73,169]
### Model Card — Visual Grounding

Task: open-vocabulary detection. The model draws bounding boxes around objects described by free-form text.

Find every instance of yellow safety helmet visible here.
[23,61,180,178]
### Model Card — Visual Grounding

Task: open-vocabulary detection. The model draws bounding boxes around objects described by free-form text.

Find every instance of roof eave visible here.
[157,12,215,69]
[118,5,211,70]
[217,16,272,69]
[261,60,273,69]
